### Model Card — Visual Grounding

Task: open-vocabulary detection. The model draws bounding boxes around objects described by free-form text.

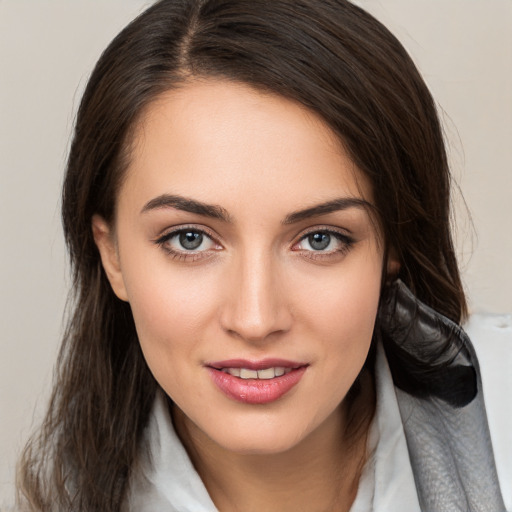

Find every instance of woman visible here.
[16,0,506,510]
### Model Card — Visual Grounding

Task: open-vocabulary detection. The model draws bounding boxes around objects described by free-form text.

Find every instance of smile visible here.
[207,359,308,404]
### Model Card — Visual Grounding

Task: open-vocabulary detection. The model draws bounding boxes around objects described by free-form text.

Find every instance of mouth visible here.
[206,359,308,404]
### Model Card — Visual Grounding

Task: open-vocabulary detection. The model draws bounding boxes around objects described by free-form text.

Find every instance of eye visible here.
[154,227,220,260]
[293,229,354,256]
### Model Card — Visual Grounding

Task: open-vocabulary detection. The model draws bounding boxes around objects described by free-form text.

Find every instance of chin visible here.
[213,425,311,456]
[204,403,336,456]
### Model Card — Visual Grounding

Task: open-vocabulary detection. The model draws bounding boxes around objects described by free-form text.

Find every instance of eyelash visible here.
[153,226,355,262]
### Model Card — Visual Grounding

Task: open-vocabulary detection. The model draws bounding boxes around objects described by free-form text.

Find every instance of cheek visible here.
[120,253,223,385]
[298,247,383,377]
[303,247,382,331]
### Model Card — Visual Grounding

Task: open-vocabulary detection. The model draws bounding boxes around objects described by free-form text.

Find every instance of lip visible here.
[206,359,308,405]
[207,358,305,371]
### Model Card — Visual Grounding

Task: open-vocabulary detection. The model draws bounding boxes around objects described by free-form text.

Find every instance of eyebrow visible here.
[141,194,231,222]
[283,197,372,224]
[141,193,372,224]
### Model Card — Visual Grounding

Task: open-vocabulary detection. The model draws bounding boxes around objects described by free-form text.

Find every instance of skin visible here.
[93,79,396,511]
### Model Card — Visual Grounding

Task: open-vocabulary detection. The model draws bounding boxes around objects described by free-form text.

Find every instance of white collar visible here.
[349,343,421,511]
[127,393,217,511]
[127,344,420,512]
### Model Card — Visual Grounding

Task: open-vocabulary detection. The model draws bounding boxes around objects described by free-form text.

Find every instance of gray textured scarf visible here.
[379,280,506,512]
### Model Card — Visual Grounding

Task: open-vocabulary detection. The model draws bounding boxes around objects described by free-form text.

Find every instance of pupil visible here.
[179,231,203,250]
[309,233,330,250]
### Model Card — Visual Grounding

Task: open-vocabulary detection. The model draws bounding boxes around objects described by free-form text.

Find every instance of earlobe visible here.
[91,215,129,302]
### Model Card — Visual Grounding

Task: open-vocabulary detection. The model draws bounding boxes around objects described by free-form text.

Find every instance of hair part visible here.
[17,1,466,509]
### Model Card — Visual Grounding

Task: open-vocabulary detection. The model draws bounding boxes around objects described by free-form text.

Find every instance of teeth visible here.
[222,366,292,379]
[239,368,258,379]
[257,368,275,380]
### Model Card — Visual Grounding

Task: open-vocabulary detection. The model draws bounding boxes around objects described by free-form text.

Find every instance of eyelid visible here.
[153,224,219,243]
[294,225,354,245]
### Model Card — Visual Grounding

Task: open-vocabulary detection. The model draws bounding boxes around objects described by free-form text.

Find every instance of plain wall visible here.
[1,0,511,506]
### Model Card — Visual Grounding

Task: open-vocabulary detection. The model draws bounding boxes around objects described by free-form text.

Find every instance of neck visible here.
[173,370,375,512]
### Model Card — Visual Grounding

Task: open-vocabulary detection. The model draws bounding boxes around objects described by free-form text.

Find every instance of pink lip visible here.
[207,358,305,371]
[206,359,308,405]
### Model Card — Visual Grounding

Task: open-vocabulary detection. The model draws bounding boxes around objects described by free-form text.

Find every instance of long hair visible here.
[17,0,467,509]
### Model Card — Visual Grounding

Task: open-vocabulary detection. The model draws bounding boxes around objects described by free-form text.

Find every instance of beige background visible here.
[1,0,511,506]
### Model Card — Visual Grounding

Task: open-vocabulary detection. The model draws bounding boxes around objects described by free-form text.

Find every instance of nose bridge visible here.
[221,245,289,342]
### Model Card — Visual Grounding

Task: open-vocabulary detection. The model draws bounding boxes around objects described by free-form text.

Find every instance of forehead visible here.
[122,79,373,215]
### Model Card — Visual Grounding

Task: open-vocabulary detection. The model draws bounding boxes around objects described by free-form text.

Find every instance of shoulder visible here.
[465,313,512,512]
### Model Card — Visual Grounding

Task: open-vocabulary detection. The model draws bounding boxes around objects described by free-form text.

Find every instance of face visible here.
[94,79,387,455]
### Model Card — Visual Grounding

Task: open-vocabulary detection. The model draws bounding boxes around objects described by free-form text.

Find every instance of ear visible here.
[92,215,129,302]
[386,247,401,281]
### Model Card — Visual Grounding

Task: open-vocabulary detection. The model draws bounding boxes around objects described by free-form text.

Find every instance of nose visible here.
[219,249,292,343]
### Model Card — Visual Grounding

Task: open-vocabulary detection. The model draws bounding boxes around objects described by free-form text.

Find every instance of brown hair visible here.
[17,0,466,509]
